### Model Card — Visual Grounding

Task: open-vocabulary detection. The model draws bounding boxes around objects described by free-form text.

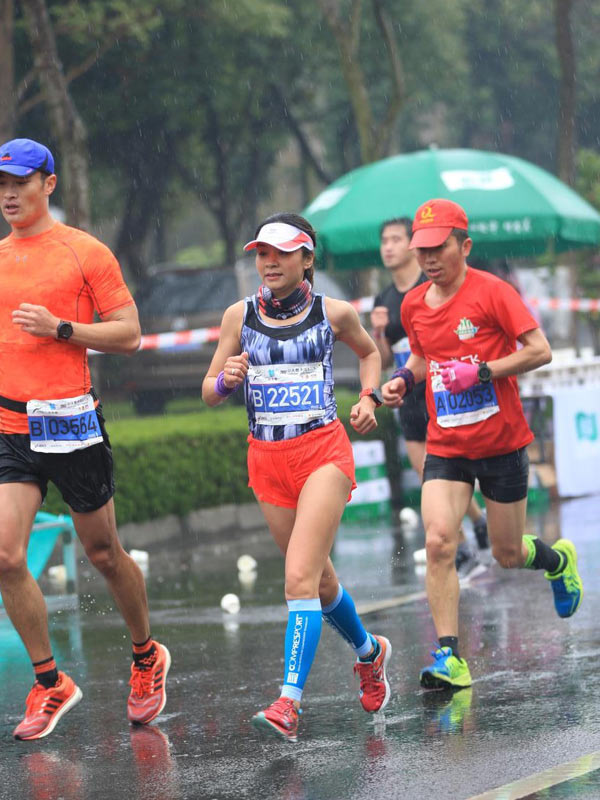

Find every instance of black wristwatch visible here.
[57,320,74,341]
[359,387,384,407]
[477,362,492,383]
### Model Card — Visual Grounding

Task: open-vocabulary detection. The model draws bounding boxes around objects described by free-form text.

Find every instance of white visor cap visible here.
[243,222,314,253]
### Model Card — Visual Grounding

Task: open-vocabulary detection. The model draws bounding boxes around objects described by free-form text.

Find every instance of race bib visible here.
[392,337,411,369]
[248,362,325,426]
[431,372,500,428]
[27,393,103,453]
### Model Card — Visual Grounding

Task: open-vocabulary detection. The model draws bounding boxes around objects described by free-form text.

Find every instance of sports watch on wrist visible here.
[359,387,383,407]
[57,320,74,341]
[477,362,492,383]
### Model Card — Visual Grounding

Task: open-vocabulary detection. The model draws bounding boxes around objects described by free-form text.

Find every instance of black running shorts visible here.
[0,406,115,512]
[422,446,529,503]
[398,381,428,442]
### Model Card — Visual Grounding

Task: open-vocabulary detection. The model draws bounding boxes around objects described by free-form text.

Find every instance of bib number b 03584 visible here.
[27,393,103,453]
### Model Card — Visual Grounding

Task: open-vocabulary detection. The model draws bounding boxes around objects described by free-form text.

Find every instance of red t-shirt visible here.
[401,267,538,459]
[0,222,134,434]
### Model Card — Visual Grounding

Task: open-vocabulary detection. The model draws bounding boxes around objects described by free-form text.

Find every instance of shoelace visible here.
[129,665,155,698]
[561,571,579,591]
[429,644,451,660]
[265,698,300,731]
[270,698,297,717]
[354,658,383,690]
[26,682,56,714]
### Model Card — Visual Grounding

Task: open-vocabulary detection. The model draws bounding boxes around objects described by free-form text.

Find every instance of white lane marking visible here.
[467,750,600,799]
[356,590,428,615]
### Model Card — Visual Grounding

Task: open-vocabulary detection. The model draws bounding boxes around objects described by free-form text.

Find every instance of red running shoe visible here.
[127,641,171,725]
[252,697,300,742]
[13,672,82,740]
[354,635,392,713]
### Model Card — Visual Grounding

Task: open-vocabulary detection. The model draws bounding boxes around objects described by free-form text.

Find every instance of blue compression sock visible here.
[281,599,322,702]
[322,584,371,658]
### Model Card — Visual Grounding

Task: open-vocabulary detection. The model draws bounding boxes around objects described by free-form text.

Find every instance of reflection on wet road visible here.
[1,495,600,800]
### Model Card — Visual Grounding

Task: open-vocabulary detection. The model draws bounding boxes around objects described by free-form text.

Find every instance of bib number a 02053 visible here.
[248,362,325,426]
[27,393,103,453]
[431,371,500,428]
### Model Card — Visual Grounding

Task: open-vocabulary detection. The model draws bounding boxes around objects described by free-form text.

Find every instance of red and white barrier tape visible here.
[528,297,600,312]
[351,296,600,314]
[138,325,221,351]
[90,296,600,354]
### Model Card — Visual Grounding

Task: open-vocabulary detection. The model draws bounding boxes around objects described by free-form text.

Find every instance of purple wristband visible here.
[215,370,238,398]
[391,366,415,394]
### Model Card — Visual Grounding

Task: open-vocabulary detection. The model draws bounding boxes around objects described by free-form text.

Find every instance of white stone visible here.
[220,593,241,614]
[236,554,258,573]
[399,507,419,528]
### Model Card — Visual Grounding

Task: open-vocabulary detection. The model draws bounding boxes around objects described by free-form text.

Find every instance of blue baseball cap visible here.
[0,138,55,176]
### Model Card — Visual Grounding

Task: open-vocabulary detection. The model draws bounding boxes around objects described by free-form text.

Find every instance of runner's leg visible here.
[484,497,528,568]
[0,482,49,662]
[71,498,150,643]
[421,478,472,637]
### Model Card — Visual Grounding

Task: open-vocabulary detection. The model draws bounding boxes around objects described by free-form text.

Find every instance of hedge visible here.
[44,391,401,525]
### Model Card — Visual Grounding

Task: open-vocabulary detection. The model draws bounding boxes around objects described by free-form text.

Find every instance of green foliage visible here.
[175,242,226,267]
[282,0,470,172]
[42,392,401,524]
[577,149,600,211]
[10,0,600,280]
[460,0,600,171]
[50,0,163,46]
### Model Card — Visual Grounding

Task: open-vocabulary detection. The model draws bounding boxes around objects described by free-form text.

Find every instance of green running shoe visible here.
[420,646,472,690]
[545,539,583,618]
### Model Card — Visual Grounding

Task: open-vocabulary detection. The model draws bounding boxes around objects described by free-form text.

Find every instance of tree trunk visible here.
[317,0,376,163]
[316,0,405,165]
[554,0,576,186]
[0,0,15,142]
[554,0,578,350]
[21,0,90,230]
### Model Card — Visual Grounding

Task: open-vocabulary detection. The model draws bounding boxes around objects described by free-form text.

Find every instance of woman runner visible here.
[202,212,392,742]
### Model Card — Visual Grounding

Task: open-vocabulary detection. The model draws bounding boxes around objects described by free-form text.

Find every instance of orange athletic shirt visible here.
[0,221,134,434]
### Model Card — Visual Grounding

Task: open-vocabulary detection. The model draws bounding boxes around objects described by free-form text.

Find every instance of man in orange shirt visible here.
[0,138,170,739]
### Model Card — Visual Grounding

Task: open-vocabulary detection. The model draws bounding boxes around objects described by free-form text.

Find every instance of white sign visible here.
[440,167,515,192]
[552,386,600,497]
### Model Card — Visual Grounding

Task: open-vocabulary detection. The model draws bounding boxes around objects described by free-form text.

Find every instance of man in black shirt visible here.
[370,218,489,578]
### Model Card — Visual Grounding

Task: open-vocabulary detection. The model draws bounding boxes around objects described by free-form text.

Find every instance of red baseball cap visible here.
[409,198,469,249]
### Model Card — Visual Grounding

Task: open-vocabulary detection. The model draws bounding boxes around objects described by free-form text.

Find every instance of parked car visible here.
[95,261,361,414]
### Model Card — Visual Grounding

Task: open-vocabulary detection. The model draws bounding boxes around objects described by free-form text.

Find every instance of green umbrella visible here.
[302,148,600,268]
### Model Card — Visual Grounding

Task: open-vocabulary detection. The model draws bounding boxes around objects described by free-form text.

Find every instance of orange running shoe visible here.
[353,635,392,713]
[252,697,300,742]
[13,672,82,740]
[127,641,171,725]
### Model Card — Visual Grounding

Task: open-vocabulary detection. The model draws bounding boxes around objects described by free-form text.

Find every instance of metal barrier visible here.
[518,355,600,397]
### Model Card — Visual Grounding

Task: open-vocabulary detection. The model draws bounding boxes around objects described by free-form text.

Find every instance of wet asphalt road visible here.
[1,496,600,800]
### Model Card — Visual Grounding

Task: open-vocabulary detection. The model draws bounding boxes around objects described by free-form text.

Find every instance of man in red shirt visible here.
[382,198,583,689]
[0,138,169,739]
[370,217,490,580]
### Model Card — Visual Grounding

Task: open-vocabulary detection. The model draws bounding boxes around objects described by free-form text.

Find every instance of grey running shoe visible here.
[456,548,488,583]
[473,512,489,550]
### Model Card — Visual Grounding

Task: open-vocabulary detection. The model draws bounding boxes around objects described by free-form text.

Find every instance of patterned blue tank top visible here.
[241,293,338,441]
